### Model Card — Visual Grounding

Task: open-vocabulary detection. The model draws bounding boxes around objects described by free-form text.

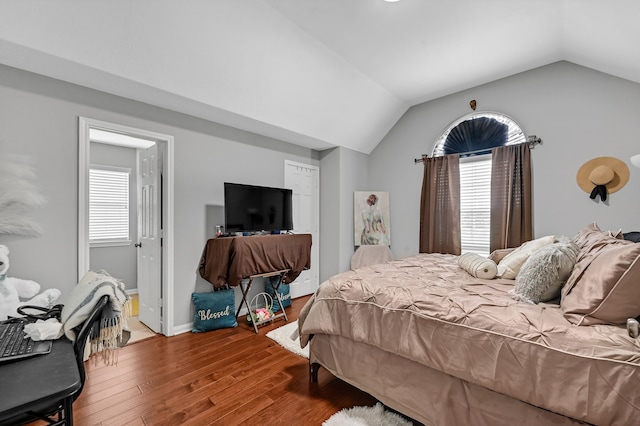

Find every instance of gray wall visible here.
[0,64,319,330]
[89,142,138,291]
[368,61,640,259]
[319,147,369,282]
[319,148,341,283]
[338,147,369,273]
[3,60,640,331]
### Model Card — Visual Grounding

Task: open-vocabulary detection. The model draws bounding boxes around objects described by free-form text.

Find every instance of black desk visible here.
[0,338,81,424]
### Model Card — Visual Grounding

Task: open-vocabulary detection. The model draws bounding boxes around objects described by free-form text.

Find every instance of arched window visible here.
[432,112,527,256]
[432,112,526,157]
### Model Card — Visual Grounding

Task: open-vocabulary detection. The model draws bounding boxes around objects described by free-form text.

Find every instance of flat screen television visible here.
[224,182,293,233]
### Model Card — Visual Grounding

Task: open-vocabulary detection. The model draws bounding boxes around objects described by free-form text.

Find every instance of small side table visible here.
[236,269,289,333]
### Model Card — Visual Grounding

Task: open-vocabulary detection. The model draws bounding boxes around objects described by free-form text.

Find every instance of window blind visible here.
[89,166,131,244]
[459,156,491,257]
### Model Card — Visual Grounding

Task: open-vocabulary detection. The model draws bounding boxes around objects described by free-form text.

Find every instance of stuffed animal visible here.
[0,245,61,321]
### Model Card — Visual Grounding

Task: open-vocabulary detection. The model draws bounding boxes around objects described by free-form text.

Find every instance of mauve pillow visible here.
[567,224,630,289]
[488,248,514,264]
[572,222,621,251]
[561,241,640,325]
[572,222,601,248]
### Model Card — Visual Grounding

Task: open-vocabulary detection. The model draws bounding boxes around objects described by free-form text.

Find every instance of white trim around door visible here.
[78,117,176,336]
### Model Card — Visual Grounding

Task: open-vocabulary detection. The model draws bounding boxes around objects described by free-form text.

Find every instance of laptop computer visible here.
[0,320,52,364]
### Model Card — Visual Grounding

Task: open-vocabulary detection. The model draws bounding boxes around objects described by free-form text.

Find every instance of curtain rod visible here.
[413,136,542,164]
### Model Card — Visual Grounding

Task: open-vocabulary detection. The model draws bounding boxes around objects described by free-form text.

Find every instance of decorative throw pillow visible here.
[458,252,498,279]
[192,289,237,332]
[510,237,578,304]
[561,241,640,325]
[496,235,555,279]
[265,278,291,312]
[488,248,514,264]
[572,222,623,253]
[572,222,600,249]
[623,231,640,243]
[565,224,631,293]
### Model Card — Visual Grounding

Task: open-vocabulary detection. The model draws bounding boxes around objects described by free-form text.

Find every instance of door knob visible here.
[135,242,142,248]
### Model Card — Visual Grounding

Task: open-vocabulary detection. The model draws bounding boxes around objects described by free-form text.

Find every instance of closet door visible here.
[284,160,319,298]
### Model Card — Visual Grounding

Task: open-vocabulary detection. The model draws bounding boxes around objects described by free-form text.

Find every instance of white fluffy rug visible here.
[323,403,413,426]
[265,320,309,358]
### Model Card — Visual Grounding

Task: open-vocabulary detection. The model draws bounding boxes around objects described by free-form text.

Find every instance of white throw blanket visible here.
[60,270,130,365]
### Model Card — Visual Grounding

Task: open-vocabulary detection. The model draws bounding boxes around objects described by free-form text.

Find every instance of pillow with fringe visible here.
[510,237,579,304]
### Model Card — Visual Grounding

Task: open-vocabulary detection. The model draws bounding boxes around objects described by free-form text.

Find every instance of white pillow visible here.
[496,235,555,279]
[458,253,497,279]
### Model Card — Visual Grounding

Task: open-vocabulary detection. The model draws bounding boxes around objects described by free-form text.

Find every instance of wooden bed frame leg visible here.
[309,362,321,383]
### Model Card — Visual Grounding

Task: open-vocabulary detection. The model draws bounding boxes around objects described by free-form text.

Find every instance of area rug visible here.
[323,403,413,426]
[266,320,309,358]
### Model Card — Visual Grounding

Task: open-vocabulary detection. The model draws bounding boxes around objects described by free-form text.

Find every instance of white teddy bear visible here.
[0,244,61,321]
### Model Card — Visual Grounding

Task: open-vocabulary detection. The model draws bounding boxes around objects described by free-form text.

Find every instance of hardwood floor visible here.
[66,295,378,425]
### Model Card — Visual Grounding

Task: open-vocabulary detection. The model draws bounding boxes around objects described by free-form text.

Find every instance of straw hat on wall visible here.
[576,156,629,201]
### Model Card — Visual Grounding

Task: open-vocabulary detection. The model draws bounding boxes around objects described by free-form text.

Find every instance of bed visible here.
[298,224,640,425]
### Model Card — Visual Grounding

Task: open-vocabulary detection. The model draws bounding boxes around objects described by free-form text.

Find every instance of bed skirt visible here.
[309,334,583,426]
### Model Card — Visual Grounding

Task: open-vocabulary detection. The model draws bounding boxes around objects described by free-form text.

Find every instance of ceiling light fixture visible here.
[384,0,401,2]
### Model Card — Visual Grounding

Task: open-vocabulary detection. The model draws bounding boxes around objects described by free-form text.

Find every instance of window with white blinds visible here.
[89,166,131,246]
[459,155,491,257]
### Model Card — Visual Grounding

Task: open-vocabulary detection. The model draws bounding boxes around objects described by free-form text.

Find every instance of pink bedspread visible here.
[299,253,640,425]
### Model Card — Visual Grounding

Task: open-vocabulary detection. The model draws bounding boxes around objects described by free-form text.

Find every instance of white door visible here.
[137,144,162,332]
[284,161,319,298]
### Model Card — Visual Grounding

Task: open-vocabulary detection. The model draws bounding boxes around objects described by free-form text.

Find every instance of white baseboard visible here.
[173,323,193,335]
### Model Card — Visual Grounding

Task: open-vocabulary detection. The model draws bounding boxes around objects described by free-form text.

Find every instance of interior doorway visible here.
[78,117,175,336]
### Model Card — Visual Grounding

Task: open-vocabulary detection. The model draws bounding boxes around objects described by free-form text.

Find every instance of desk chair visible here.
[0,295,109,426]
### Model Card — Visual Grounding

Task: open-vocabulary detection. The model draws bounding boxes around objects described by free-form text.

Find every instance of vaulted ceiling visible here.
[0,1,638,154]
